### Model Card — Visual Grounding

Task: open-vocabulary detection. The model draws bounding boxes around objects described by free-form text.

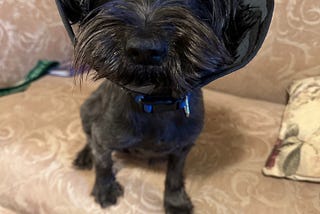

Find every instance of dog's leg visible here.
[74,85,104,170]
[164,146,193,214]
[91,146,124,208]
[73,140,93,170]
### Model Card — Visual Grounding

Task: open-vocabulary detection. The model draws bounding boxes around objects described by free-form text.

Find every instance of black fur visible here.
[61,0,263,213]
[76,81,204,213]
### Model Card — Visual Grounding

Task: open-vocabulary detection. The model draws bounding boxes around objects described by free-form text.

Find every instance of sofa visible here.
[0,0,319,213]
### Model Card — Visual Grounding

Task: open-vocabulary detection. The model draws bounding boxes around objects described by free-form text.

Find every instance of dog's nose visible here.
[126,37,167,65]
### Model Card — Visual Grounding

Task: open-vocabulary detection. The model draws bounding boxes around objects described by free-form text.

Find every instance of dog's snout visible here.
[126,37,167,65]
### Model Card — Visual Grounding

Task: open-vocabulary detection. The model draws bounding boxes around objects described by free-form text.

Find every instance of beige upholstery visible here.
[208,0,320,104]
[1,0,319,103]
[0,0,320,213]
[1,77,319,214]
[0,0,72,87]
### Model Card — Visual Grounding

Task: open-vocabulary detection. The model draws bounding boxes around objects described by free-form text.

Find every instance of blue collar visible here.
[135,94,191,117]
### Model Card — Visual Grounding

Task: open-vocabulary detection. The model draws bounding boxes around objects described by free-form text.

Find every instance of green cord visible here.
[0,60,59,97]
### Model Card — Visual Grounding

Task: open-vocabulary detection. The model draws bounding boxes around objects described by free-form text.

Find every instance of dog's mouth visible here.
[108,63,184,97]
[121,83,174,97]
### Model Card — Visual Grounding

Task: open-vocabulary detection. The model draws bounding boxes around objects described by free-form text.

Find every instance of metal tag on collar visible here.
[180,94,190,117]
[184,95,191,117]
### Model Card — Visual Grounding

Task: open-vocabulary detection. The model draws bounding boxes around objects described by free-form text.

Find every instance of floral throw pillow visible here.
[263,76,320,182]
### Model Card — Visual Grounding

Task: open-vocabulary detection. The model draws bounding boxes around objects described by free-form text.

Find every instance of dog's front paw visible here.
[164,189,193,214]
[91,180,124,208]
[73,145,93,170]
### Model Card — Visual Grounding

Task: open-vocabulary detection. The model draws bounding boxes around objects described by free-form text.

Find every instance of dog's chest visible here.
[88,81,204,155]
[108,108,201,155]
[108,109,199,154]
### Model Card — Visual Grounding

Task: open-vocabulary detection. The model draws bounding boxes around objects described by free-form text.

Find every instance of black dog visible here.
[58,0,273,213]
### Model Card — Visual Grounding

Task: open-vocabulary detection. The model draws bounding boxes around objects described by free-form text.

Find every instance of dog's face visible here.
[61,0,269,97]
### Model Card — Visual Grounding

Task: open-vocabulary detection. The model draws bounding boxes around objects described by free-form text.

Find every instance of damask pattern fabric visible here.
[208,0,320,104]
[0,0,72,87]
[1,0,320,213]
[263,76,320,182]
[0,0,319,103]
[1,77,319,214]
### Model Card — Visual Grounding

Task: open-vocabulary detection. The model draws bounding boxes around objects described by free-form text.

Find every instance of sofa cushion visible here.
[263,76,320,182]
[0,76,319,213]
[208,0,320,104]
[0,1,72,87]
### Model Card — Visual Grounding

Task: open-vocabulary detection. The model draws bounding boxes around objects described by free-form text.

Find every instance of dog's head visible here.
[60,0,273,97]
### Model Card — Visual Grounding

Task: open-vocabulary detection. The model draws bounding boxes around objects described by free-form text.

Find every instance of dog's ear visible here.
[198,0,274,87]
